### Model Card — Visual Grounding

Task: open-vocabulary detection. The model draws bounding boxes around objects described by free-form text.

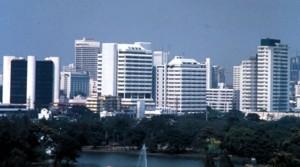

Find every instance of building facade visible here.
[60,71,90,99]
[97,42,154,108]
[2,56,60,109]
[206,83,235,112]
[290,56,300,82]
[289,56,300,106]
[152,51,168,102]
[86,96,121,113]
[239,57,257,112]
[233,65,241,90]
[211,65,225,88]
[205,58,212,89]
[256,38,289,112]
[295,81,300,110]
[156,56,207,113]
[75,38,100,80]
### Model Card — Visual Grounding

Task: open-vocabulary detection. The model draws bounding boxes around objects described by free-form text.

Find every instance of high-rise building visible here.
[290,56,300,82]
[75,38,100,80]
[211,65,225,88]
[289,56,300,105]
[206,83,235,112]
[233,65,241,90]
[2,56,60,109]
[60,71,90,99]
[156,56,207,113]
[239,57,257,112]
[232,65,241,110]
[153,51,168,66]
[152,51,168,102]
[205,58,212,89]
[97,42,154,108]
[256,38,289,112]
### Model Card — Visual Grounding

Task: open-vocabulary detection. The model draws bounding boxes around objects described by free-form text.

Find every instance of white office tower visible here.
[118,42,154,107]
[153,51,168,66]
[2,56,16,105]
[2,56,60,109]
[205,58,212,89]
[97,42,154,108]
[60,71,90,99]
[233,65,241,90]
[206,83,234,112]
[100,43,118,96]
[295,81,300,109]
[257,38,289,112]
[45,57,60,104]
[152,51,169,102]
[156,56,207,113]
[239,57,257,112]
[75,38,100,80]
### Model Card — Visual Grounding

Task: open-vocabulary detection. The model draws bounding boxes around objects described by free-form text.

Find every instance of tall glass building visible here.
[2,56,60,109]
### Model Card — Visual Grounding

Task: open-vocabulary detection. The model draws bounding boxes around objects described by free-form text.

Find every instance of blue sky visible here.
[0,0,299,83]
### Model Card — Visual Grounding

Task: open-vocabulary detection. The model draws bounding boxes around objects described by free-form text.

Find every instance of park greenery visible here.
[0,106,300,166]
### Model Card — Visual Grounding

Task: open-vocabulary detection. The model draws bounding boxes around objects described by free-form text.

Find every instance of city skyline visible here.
[0,0,300,82]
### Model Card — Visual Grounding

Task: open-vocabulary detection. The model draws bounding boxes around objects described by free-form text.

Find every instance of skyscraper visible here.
[75,38,100,80]
[97,42,154,108]
[289,56,300,106]
[2,56,60,109]
[290,56,300,82]
[152,51,168,102]
[232,65,241,90]
[256,38,289,112]
[239,57,257,112]
[156,56,207,113]
[205,58,212,89]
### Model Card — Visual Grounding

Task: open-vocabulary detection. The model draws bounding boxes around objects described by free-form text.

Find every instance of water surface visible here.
[77,152,203,167]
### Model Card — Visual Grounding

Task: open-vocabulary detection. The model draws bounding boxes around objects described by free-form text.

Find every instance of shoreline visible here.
[81,146,254,166]
[81,146,204,159]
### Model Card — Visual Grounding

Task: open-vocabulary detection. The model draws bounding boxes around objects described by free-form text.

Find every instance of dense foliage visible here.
[1,108,300,166]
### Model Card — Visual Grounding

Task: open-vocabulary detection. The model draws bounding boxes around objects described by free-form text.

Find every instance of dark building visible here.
[260,38,281,46]
[2,56,59,110]
[35,61,54,108]
[211,65,226,88]
[290,56,300,82]
[289,56,300,104]
[10,60,27,104]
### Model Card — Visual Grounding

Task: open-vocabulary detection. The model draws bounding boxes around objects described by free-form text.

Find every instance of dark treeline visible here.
[1,107,300,166]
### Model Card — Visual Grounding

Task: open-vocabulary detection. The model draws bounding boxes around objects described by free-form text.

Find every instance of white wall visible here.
[2,56,15,104]
[101,43,118,96]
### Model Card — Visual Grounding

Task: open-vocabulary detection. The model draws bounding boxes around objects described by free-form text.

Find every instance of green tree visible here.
[245,113,260,121]
[224,127,275,163]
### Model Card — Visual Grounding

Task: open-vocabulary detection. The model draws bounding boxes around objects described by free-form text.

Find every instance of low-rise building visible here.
[86,96,121,113]
[206,83,235,112]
